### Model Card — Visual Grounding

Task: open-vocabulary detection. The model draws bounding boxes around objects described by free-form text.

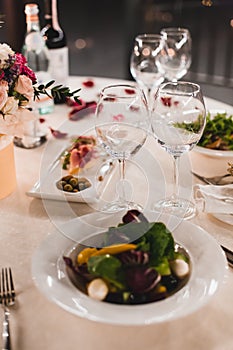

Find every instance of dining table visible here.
[1,75,233,350]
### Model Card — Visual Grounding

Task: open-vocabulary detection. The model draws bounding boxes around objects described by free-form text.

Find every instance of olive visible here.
[62,175,73,182]
[63,184,73,192]
[69,177,79,187]
[56,180,66,190]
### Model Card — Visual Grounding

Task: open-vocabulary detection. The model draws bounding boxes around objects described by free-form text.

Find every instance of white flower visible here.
[0,43,14,69]
[0,80,8,110]
[1,96,18,117]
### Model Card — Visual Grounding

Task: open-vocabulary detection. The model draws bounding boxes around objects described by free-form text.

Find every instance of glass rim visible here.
[158,81,201,95]
[135,33,163,42]
[160,27,190,34]
[100,84,142,99]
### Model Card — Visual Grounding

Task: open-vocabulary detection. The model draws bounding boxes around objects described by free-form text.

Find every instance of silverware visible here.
[221,245,233,267]
[0,268,15,350]
[191,171,232,185]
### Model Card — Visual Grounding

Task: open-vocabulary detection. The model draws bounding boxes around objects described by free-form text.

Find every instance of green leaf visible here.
[87,254,125,290]
[45,80,55,88]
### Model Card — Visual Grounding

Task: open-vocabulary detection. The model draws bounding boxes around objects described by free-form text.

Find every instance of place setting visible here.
[29,28,232,329]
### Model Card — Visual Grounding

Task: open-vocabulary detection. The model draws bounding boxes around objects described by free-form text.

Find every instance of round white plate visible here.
[32,210,228,325]
[194,109,233,158]
[212,213,233,226]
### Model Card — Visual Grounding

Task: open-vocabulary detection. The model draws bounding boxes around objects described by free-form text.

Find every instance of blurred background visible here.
[0,0,232,105]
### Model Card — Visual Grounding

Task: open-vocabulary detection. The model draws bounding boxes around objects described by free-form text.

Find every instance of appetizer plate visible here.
[26,112,115,203]
[194,109,233,158]
[32,210,228,325]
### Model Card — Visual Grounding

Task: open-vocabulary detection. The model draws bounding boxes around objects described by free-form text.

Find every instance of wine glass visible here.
[150,81,206,219]
[160,27,192,82]
[130,34,166,106]
[95,84,149,212]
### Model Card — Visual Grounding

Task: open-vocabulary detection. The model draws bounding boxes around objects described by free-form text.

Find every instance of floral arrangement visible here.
[0,43,80,137]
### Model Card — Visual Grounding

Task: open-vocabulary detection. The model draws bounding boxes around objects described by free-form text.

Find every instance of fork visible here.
[0,268,15,350]
[191,171,232,185]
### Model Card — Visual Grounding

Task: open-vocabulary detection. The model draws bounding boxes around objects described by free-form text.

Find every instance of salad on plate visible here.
[197,111,233,153]
[64,210,191,305]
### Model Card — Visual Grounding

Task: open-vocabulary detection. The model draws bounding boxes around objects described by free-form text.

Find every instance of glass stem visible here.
[118,158,127,204]
[172,155,180,202]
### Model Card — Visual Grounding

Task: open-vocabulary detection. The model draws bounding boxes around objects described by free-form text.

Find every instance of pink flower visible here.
[0,80,8,110]
[14,75,34,103]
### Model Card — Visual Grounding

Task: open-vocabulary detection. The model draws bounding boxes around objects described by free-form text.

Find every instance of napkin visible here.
[194,184,233,214]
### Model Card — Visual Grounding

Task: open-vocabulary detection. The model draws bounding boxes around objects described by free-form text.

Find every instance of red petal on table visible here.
[174,100,179,106]
[161,97,172,107]
[39,117,46,123]
[49,127,68,139]
[66,97,82,107]
[113,114,125,122]
[129,105,140,112]
[69,101,97,121]
[125,88,136,95]
[82,80,95,88]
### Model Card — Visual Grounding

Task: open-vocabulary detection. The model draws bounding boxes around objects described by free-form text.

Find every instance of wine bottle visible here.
[22,3,54,115]
[41,0,69,90]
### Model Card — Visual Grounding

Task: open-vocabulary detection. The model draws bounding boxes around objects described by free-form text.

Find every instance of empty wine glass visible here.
[160,27,192,82]
[130,34,165,105]
[95,84,149,212]
[150,81,206,219]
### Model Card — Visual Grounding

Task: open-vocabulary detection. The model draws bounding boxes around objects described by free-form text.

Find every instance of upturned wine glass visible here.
[95,84,149,212]
[150,81,206,219]
[160,27,192,82]
[130,34,166,105]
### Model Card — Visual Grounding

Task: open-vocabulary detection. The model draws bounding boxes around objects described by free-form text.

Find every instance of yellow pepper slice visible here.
[77,243,137,265]
[77,247,98,264]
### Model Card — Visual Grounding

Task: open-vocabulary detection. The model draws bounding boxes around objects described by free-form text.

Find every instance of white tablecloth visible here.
[1,76,233,350]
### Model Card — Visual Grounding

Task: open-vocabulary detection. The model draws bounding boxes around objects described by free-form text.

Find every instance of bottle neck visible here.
[26,17,41,33]
[44,0,61,32]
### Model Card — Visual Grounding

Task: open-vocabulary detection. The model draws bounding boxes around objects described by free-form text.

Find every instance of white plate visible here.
[212,213,233,226]
[32,210,228,325]
[194,109,233,158]
[26,111,115,203]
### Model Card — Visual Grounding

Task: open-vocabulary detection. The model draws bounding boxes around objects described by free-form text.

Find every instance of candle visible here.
[0,135,17,199]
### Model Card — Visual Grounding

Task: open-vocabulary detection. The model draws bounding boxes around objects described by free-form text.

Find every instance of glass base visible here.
[13,135,47,149]
[152,197,196,220]
[100,200,143,213]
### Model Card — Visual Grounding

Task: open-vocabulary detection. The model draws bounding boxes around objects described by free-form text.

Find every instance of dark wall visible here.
[0,0,232,90]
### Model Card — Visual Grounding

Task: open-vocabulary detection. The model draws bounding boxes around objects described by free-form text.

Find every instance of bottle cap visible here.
[25,3,39,16]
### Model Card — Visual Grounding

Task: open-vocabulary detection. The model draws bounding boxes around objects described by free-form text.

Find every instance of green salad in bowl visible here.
[197,111,233,152]
[64,210,191,305]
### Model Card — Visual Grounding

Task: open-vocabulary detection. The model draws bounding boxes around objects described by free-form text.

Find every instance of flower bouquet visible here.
[0,43,80,139]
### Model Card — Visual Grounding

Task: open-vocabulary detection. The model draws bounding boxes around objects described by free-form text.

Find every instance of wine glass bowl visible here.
[95,84,149,212]
[160,27,192,82]
[130,34,165,102]
[150,81,206,219]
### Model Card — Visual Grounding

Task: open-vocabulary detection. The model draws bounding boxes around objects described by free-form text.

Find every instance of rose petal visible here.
[50,127,68,138]
[69,101,97,121]
[125,88,136,95]
[82,80,95,88]
[161,97,172,107]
